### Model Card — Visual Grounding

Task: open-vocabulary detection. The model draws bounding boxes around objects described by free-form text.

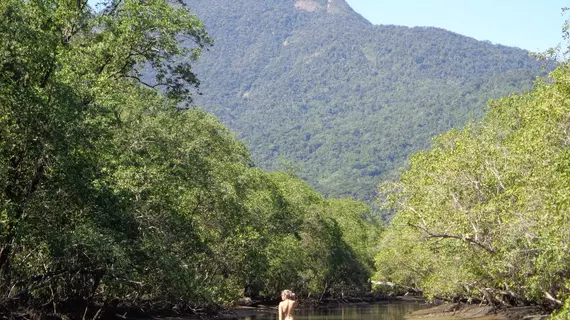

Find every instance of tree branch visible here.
[544,291,562,305]
[407,223,495,254]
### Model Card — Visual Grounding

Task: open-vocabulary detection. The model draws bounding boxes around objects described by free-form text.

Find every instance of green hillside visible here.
[184,0,548,200]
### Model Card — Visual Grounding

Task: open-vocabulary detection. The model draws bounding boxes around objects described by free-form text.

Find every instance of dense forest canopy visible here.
[0,0,379,316]
[182,0,550,201]
[375,59,570,311]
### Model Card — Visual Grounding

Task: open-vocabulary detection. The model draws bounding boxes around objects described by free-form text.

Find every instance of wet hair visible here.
[281,289,295,300]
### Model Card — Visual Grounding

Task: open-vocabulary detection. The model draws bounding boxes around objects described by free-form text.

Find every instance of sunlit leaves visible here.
[376,64,570,305]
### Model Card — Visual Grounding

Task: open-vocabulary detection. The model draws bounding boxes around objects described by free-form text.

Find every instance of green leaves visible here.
[376,62,570,305]
[0,0,377,313]
[0,0,214,311]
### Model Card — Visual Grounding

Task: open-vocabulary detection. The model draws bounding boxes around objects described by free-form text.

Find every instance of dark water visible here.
[239,301,432,320]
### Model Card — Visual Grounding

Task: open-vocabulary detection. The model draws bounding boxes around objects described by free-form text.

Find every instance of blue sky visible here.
[345,0,567,53]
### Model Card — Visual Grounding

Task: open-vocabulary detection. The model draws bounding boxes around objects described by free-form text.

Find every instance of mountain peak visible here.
[325,0,352,14]
[295,0,351,14]
[294,0,323,12]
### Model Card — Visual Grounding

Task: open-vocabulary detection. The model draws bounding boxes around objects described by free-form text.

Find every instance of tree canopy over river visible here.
[0,0,379,316]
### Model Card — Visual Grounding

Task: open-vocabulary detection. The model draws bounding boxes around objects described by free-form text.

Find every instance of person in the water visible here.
[278,289,297,320]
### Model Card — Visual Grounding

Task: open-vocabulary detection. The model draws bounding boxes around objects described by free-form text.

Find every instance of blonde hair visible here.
[281,289,295,300]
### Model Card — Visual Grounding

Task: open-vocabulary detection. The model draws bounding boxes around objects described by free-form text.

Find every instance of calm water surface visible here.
[239,301,432,320]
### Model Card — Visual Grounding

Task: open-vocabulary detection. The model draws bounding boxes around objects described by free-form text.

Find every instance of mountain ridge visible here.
[183,0,547,200]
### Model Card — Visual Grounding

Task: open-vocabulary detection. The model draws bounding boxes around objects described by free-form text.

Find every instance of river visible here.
[237,300,434,320]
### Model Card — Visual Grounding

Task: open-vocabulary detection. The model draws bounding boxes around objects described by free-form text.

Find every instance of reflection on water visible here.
[240,301,430,320]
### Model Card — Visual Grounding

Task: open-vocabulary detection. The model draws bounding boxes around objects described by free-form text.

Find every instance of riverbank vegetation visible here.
[0,0,380,317]
[375,48,570,313]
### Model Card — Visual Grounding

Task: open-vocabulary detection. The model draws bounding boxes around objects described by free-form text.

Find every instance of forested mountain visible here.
[183,0,548,200]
